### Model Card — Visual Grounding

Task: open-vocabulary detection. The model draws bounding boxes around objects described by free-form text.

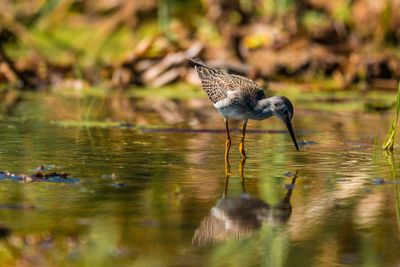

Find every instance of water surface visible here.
[0,93,399,266]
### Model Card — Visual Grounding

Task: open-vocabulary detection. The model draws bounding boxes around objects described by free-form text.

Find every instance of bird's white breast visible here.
[213,91,247,120]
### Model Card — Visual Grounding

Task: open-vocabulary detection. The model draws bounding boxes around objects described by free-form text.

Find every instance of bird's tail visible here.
[186,57,219,79]
[186,57,206,67]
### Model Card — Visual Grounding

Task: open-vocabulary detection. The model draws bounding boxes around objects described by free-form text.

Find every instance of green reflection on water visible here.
[0,91,398,266]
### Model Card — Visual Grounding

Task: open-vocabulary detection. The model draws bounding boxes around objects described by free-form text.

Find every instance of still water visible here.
[0,93,399,266]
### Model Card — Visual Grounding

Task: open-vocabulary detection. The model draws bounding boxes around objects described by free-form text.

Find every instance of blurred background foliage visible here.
[1,0,400,91]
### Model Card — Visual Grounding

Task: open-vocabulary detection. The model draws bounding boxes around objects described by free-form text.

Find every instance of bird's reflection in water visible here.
[193,158,298,246]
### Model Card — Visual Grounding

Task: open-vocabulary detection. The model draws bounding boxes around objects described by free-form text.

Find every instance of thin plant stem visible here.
[385,150,400,231]
[383,81,400,150]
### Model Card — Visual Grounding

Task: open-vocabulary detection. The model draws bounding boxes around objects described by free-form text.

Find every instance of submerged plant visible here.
[384,150,400,231]
[383,82,400,150]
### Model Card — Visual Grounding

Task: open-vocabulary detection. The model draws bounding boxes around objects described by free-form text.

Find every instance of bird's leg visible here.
[239,119,248,159]
[223,158,231,198]
[239,157,246,193]
[224,119,231,160]
[224,147,231,176]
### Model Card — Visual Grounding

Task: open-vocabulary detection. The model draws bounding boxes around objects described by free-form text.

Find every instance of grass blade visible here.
[383,81,400,150]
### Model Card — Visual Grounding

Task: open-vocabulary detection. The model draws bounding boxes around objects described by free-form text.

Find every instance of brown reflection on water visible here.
[288,170,371,242]
[2,93,400,266]
[193,159,297,246]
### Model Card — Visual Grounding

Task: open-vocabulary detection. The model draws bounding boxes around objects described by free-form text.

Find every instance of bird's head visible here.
[269,96,299,151]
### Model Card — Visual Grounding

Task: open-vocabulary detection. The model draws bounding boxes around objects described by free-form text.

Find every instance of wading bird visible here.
[189,58,299,159]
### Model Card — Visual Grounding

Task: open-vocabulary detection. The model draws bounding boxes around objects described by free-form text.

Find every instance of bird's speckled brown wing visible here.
[191,59,265,105]
[221,74,265,107]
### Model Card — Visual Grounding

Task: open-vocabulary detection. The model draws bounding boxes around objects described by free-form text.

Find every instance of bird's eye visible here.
[283,109,289,116]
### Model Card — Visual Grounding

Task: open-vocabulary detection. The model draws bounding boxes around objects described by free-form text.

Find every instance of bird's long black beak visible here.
[284,117,299,151]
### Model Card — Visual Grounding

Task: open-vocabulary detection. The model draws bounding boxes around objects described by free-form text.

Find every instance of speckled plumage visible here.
[191,59,265,116]
[188,57,299,152]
